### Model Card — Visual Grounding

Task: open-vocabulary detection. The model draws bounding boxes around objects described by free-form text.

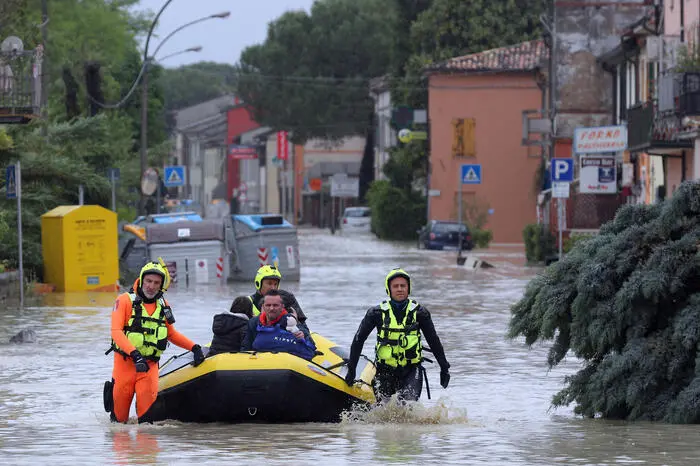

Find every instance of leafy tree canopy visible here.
[1,114,141,279]
[508,181,700,423]
[158,61,237,112]
[235,0,397,142]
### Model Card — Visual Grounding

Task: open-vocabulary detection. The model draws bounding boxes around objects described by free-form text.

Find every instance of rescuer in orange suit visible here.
[104,260,204,423]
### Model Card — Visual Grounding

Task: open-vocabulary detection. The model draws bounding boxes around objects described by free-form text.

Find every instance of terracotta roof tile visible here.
[428,40,548,74]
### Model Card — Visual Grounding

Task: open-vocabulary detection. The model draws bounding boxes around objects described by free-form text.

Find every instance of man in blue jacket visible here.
[241,289,315,360]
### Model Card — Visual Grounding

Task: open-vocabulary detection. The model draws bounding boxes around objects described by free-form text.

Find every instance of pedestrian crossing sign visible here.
[6,165,16,199]
[461,164,481,185]
[164,165,185,187]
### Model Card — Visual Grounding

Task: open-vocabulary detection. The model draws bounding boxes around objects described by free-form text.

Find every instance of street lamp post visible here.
[138,10,231,215]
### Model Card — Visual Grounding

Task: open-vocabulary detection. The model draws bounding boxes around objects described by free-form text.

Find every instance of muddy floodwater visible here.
[1,230,699,465]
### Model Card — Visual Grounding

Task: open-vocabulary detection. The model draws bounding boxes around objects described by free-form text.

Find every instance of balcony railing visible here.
[626,70,699,150]
[0,47,42,124]
[678,72,700,117]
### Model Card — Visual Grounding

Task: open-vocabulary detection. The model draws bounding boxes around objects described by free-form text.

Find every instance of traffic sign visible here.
[164,165,185,187]
[461,164,482,184]
[398,129,428,143]
[106,167,120,181]
[6,165,16,199]
[551,158,574,182]
[552,182,570,198]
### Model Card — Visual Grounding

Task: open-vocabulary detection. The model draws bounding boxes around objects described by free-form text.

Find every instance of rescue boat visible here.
[139,333,377,423]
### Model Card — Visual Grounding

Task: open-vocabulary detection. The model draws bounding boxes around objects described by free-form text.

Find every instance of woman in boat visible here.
[208,296,254,356]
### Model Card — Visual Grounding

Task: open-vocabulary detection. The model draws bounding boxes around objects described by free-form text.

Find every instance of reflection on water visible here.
[1,229,700,464]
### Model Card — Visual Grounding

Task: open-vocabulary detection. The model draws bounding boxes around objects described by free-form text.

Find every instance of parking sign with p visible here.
[551,158,574,182]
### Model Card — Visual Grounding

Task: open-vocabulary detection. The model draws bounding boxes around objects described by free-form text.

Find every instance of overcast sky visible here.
[135,0,315,68]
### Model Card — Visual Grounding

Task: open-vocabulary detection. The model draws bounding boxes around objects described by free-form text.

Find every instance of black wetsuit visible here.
[347,300,450,401]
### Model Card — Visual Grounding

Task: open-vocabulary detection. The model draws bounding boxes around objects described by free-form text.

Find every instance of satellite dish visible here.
[1,36,24,54]
[141,168,159,196]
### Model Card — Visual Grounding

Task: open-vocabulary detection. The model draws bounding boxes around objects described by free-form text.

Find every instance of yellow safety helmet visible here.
[385,268,411,296]
[139,258,171,292]
[255,265,282,291]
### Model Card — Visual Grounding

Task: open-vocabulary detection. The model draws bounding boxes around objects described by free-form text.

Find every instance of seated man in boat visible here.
[208,296,254,356]
[245,265,313,341]
[241,289,316,360]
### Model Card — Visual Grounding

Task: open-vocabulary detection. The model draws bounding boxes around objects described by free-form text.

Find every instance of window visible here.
[451,118,476,157]
[344,207,371,218]
[433,222,468,234]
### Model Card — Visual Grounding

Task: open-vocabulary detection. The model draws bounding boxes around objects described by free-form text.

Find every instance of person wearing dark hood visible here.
[344,268,451,402]
[105,260,205,423]
[208,296,254,356]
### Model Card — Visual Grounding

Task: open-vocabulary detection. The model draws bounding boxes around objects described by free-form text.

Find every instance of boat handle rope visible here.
[159,349,194,369]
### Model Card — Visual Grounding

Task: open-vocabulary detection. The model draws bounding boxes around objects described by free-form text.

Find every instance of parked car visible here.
[418,220,474,250]
[340,206,371,233]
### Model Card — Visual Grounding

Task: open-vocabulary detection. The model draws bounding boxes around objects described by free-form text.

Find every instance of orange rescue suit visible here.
[110,291,195,422]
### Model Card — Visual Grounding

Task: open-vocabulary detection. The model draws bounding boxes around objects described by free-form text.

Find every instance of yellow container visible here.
[41,205,119,292]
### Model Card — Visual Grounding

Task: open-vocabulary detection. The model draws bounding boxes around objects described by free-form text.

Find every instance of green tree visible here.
[508,181,700,423]
[376,0,547,239]
[158,61,237,112]
[1,115,137,279]
[367,143,426,240]
[235,0,397,142]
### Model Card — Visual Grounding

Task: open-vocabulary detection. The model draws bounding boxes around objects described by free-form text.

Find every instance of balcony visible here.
[626,71,696,153]
[678,72,700,117]
[0,47,42,124]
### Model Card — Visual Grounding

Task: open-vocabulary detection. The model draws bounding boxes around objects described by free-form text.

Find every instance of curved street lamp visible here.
[139,10,231,214]
[156,46,203,63]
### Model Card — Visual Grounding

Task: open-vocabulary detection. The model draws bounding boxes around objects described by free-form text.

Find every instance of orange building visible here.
[425,40,549,243]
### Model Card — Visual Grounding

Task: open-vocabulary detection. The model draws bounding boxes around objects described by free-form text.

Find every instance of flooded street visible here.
[2,229,700,465]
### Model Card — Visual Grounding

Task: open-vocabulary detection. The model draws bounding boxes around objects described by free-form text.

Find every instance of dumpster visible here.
[119,211,203,273]
[41,205,119,292]
[229,214,300,283]
[145,219,233,286]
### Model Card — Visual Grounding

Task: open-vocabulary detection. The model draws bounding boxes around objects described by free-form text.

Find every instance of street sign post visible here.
[461,164,482,185]
[551,158,574,182]
[550,158,574,262]
[163,165,185,188]
[106,168,120,212]
[6,162,23,307]
[330,173,359,198]
[457,164,482,264]
[6,164,16,199]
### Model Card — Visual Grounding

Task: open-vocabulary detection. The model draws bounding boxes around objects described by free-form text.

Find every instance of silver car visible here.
[340,206,371,233]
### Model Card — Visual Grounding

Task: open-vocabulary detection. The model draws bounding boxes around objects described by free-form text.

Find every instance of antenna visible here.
[1,36,24,54]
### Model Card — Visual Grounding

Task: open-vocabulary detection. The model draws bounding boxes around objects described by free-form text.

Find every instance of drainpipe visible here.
[680,0,685,43]
[425,77,431,225]
[681,150,686,181]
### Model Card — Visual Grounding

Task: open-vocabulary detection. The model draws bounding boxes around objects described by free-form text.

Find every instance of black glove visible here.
[130,350,149,373]
[344,367,356,386]
[191,344,205,367]
[440,368,451,389]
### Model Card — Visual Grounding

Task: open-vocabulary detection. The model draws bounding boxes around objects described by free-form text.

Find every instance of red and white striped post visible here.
[216,256,224,283]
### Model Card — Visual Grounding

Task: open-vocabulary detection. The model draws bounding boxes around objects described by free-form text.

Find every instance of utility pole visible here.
[40,0,48,139]
[548,0,562,260]
[139,60,149,214]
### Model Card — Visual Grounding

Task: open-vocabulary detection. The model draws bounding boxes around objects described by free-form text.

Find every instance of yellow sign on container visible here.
[41,205,119,292]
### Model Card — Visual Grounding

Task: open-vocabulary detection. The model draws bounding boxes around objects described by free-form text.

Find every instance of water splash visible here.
[340,395,470,425]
